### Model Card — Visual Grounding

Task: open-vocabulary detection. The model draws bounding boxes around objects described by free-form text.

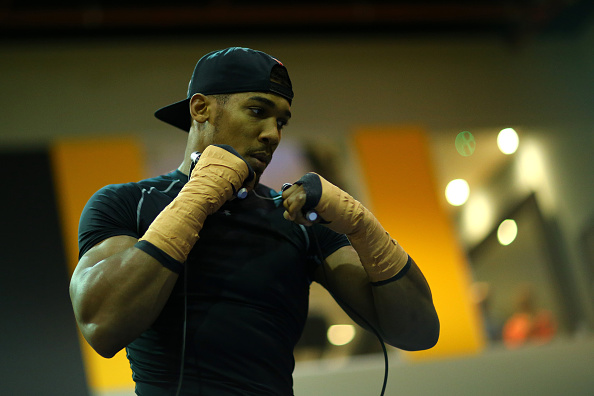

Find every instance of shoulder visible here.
[83,182,141,215]
[89,170,185,204]
[78,171,184,258]
[136,170,187,194]
[308,223,351,257]
[92,181,141,199]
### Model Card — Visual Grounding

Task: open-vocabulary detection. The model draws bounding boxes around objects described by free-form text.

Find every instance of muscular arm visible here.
[283,176,439,350]
[314,246,439,350]
[70,145,252,358]
[70,236,179,358]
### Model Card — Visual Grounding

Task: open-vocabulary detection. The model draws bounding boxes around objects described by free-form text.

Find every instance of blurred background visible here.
[1,1,593,395]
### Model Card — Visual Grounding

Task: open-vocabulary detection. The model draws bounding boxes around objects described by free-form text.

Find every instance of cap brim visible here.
[154,98,191,132]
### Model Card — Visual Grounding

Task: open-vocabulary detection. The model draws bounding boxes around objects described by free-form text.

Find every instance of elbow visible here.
[392,329,439,352]
[70,284,125,358]
[72,302,124,358]
[72,302,139,358]
[79,321,123,358]
[385,310,440,351]
[415,318,440,350]
[409,301,440,350]
[409,312,441,351]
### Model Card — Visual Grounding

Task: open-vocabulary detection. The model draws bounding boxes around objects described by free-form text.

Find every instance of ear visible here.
[189,93,212,124]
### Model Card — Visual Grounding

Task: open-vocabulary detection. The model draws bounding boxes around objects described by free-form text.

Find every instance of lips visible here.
[249,152,272,168]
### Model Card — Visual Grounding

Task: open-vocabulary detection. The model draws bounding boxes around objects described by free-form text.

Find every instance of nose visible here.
[258,119,281,148]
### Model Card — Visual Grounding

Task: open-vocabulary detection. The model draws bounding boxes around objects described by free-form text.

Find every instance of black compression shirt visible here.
[78,170,350,396]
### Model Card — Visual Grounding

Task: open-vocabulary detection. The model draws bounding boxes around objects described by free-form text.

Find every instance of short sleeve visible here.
[78,183,141,259]
[309,224,351,259]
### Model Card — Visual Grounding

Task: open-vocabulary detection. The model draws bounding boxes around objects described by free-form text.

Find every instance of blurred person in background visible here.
[503,283,557,349]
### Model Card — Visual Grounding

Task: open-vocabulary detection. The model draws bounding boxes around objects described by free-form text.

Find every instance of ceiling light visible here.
[497,128,519,155]
[445,179,470,206]
[497,219,518,246]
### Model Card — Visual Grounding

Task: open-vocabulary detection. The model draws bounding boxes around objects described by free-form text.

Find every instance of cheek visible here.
[213,116,257,148]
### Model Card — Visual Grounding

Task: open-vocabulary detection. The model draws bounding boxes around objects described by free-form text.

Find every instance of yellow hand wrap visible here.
[303,173,410,283]
[136,145,250,270]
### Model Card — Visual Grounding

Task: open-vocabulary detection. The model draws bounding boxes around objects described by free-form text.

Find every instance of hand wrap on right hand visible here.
[135,145,252,272]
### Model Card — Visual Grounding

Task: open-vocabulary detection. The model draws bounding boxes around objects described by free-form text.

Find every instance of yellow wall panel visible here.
[51,136,145,392]
[353,126,485,360]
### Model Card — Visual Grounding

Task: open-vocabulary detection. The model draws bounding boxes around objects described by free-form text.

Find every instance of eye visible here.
[249,107,264,116]
[277,119,288,131]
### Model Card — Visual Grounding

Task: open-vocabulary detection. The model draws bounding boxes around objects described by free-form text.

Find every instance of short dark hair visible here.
[211,94,230,106]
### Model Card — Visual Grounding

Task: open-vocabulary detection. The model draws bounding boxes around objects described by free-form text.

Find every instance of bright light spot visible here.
[516,141,543,192]
[497,128,519,155]
[445,179,470,206]
[497,219,518,246]
[327,324,356,346]
[461,191,493,246]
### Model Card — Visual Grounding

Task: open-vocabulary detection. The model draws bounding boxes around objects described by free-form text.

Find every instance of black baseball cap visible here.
[155,47,294,132]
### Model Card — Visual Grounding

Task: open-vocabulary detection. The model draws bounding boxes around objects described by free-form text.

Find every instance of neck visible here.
[178,158,192,176]
[178,127,201,175]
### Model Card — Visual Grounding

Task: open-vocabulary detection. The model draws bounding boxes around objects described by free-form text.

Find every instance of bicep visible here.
[313,246,439,349]
[313,245,366,289]
[70,235,138,293]
[312,245,379,331]
[69,234,180,357]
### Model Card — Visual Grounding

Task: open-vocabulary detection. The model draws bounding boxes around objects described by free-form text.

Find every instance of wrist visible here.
[309,173,409,283]
[349,226,409,283]
[134,240,184,273]
[313,174,365,236]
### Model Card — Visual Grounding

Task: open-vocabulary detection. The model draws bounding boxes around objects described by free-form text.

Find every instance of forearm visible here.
[370,261,439,350]
[70,242,178,357]
[348,224,439,350]
[289,173,439,349]
[320,248,438,351]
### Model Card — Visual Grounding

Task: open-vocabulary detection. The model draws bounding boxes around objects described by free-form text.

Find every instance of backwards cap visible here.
[155,47,294,132]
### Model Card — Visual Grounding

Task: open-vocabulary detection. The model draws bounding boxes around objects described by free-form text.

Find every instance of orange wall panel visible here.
[353,126,485,360]
[51,137,145,392]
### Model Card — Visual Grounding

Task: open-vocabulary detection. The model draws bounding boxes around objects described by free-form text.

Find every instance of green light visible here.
[455,131,476,157]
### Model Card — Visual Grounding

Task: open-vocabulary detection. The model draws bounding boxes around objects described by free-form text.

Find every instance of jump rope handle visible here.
[281,183,319,222]
[190,152,317,214]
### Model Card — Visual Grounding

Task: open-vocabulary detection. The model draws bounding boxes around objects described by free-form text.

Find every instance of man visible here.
[70,47,439,396]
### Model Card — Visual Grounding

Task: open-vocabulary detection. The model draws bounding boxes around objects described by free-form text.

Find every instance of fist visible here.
[282,183,316,226]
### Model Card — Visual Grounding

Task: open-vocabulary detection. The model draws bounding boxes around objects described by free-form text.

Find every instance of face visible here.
[194,92,292,184]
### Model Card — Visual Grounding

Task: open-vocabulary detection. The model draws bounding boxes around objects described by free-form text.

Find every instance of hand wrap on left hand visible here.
[296,172,410,284]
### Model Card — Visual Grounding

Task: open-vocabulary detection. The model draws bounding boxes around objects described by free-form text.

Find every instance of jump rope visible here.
[174,156,389,396]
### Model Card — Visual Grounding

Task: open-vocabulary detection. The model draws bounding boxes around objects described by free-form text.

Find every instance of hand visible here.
[191,144,256,200]
[282,184,317,226]
[285,172,363,235]
[211,144,256,191]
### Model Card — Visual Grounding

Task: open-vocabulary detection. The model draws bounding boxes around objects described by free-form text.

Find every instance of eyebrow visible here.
[248,96,292,119]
